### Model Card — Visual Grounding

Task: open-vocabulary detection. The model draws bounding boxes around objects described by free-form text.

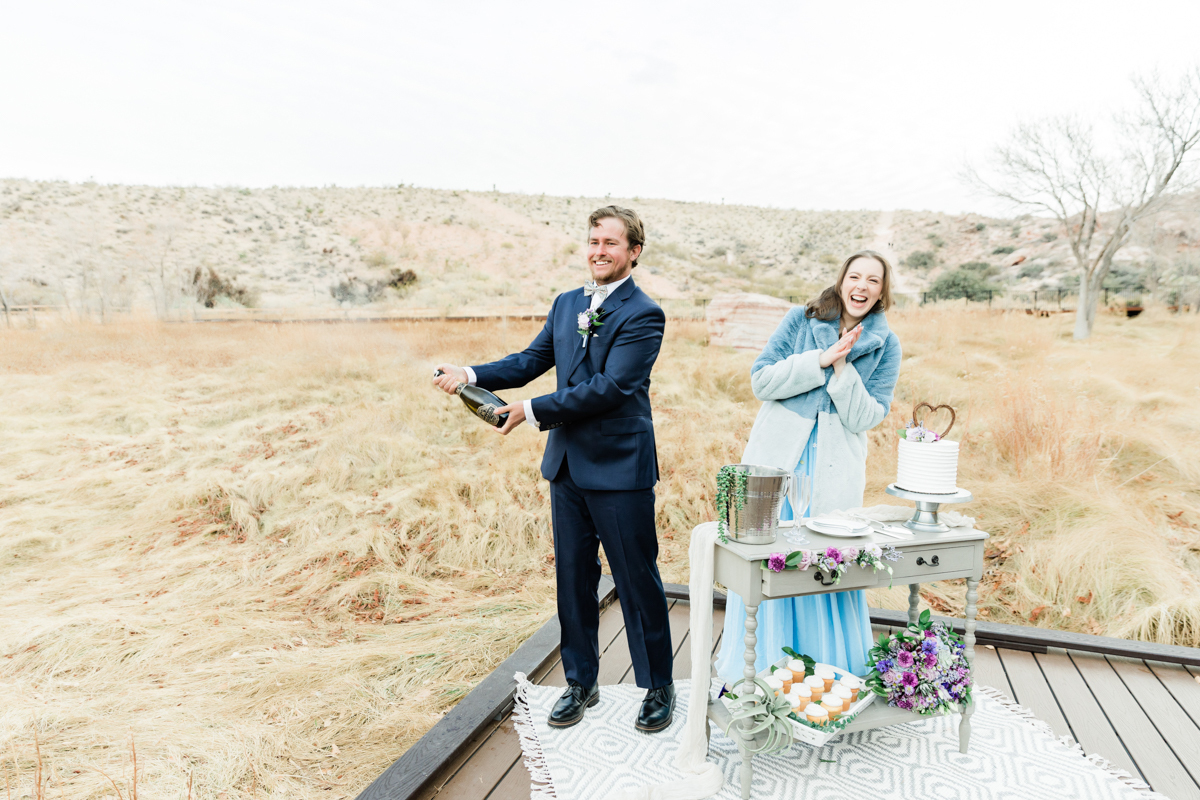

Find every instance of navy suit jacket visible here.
[471,277,664,491]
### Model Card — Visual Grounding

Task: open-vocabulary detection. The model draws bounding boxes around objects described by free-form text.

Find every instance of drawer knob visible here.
[916,555,940,567]
[813,570,836,587]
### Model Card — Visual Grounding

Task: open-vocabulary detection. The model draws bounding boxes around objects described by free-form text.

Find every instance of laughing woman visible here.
[715,250,901,683]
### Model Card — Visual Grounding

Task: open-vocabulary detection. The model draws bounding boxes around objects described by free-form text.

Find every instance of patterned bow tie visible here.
[583,281,608,299]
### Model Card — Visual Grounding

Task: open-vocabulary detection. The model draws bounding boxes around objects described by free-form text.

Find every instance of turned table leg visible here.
[960,577,978,754]
[740,601,758,800]
[908,583,921,626]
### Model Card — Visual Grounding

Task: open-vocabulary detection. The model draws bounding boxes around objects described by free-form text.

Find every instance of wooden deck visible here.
[415,599,1200,800]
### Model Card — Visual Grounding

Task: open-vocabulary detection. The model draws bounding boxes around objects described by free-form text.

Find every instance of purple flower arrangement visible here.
[899,422,940,443]
[865,609,972,715]
[762,544,901,586]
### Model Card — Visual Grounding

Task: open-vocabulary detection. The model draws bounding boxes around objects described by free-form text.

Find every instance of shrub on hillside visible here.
[960,261,1000,279]
[904,250,937,270]
[190,268,257,308]
[992,245,1016,255]
[929,268,998,301]
[1018,263,1044,279]
[330,269,418,305]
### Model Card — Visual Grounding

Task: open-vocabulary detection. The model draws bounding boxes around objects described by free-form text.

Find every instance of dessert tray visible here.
[719,659,876,747]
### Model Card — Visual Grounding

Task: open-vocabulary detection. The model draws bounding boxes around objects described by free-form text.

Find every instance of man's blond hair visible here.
[588,205,645,268]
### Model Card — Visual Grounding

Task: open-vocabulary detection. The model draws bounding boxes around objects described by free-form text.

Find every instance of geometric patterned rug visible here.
[513,675,1168,800]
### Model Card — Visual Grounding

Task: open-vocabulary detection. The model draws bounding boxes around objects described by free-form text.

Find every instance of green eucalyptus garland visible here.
[715,464,749,543]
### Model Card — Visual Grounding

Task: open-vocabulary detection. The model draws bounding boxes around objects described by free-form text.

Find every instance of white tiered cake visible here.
[896,438,959,494]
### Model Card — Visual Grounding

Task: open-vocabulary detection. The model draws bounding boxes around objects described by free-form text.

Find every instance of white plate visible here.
[805,517,871,537]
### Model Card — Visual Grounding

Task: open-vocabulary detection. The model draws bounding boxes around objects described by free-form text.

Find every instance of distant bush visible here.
[190,267,257,308]
[960,261,1000,278]
[1102,265,1147,294]
[904,251,937,270]
[1018,263,1044,279]
[1040,232,1058,242]
[330,269,417,305]
[926,234,946,248]
[975,223,987,232]
[929,268,998,302]
[992,245,1016,255]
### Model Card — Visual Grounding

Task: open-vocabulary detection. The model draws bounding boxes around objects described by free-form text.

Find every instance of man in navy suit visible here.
[433,206,674,732]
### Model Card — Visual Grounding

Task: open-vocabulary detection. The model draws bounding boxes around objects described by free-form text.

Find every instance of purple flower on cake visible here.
[767,553,786,573]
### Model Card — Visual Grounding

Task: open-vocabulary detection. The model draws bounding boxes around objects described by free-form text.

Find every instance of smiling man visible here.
[433,206,675,733]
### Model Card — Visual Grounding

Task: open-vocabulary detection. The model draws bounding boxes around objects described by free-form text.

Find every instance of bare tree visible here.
[969,68,1200,339]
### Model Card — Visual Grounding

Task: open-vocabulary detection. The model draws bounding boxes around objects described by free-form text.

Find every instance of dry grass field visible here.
[2,307,1199,798]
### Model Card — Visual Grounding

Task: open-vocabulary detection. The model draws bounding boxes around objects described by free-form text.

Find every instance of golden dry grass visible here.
[1,307,1198,797]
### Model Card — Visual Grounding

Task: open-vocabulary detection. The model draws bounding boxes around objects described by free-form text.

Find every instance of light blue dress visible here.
[714,427,874,683]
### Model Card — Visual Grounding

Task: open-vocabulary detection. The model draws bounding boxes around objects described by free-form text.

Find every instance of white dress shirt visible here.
[464,274,630,429]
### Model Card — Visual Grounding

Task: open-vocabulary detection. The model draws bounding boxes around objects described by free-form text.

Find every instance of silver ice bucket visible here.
[720,463,791,545]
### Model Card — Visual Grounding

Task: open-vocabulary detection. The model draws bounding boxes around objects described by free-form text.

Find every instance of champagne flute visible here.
[784,474,813,545]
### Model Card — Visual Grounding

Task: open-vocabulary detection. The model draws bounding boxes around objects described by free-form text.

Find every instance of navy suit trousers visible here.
[549,457,673,690]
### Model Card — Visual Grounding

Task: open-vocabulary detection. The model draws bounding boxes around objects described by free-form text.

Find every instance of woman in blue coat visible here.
[715,250,901,683]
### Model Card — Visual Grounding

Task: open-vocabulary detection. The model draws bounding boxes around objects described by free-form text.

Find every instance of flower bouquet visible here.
[865,609,973,714]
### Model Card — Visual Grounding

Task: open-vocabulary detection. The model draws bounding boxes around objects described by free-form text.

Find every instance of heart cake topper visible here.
[911,402,956,439]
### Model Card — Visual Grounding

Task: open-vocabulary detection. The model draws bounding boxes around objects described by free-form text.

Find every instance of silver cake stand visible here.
[885,484,974,533]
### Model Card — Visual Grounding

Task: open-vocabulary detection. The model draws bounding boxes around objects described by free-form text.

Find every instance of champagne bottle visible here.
[435,370,563,430]
[436,370,509,427]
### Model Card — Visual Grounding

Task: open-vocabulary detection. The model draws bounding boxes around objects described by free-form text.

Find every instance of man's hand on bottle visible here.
[492,402,526,435]
[433,363,468,394]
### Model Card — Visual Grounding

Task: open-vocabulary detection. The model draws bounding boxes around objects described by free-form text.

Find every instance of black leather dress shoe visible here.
[547,681,599,728]
[636,683,675,732]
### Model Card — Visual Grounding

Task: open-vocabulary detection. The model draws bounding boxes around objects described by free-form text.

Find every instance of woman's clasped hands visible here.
[818,323,863,372]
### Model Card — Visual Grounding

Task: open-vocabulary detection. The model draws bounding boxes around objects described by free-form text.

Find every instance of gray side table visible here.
[701,520,988,799]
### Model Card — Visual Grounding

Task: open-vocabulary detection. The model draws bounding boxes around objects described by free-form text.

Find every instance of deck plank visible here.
[997,648,1072,739]
[1035,649,1141,780]
[674,607,726,681]
[973,645,1013,698]
[432,600,630,799]
[1148,660,1200,728]
[1071,650,1198,798]
[483,756,534,800]
[1107,656,1200,787]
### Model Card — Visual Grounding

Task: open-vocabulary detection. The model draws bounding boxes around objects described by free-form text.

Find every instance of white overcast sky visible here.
[2,1,1198,214]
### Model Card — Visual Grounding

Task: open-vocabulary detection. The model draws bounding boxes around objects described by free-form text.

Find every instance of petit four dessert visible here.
[803,674,825,701]
[804,703,828,724]
[820,696,842,719]
[815,665,836,692]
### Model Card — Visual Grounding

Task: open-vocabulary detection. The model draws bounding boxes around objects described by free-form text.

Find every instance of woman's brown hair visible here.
[805,250,895,321]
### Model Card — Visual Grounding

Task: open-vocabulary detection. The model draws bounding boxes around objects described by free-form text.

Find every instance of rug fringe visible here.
[511,672,558,799]
[976,685,1169,799]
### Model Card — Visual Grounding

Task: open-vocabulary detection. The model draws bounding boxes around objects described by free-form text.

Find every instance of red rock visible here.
[706,293,795,351]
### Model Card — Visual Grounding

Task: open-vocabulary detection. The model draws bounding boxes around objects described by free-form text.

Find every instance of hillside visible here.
[2,179,1197,315]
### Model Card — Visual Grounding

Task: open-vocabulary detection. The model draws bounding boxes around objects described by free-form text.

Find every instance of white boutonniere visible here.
[576,308,609,348]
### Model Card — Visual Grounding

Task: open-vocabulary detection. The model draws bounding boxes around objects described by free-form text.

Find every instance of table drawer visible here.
[890,544,978,581]
[761,563,880,597]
